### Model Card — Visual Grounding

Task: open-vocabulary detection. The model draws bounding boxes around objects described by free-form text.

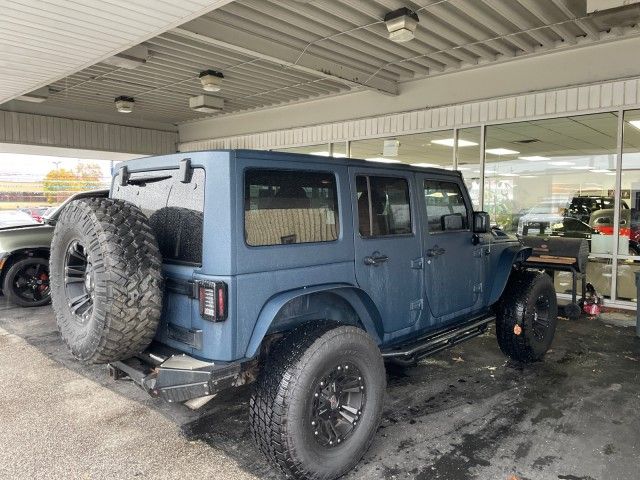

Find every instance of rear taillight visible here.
[198,281,228,322]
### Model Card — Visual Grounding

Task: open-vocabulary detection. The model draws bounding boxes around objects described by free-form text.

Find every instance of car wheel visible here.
[2,257,51,307]
[250,323,385,480]
[49,197,163,364]
[496,269,558,363]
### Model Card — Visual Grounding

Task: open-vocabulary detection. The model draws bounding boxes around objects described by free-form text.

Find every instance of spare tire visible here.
[50,197,163,364]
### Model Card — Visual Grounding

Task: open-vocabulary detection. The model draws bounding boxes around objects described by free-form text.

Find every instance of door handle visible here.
[364,252,389,266]
[426,246,446,257]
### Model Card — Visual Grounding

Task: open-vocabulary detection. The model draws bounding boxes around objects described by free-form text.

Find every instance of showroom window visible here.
[455,127,482,210]
[617,110,640,301]
[484,112,620,298]
[356,176,411,237]
[350,131,454,167]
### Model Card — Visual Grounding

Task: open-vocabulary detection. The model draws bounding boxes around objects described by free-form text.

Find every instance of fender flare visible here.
[245,283,384,358]
[488,245,532,305]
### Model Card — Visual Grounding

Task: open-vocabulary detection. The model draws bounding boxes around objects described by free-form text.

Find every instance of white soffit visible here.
[0,0,234,104]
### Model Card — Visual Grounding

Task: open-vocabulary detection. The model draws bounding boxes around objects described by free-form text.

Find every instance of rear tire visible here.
[50,198,163,364]
[496,269,558,363]
[250,324,385,480]
[2,257,51,307]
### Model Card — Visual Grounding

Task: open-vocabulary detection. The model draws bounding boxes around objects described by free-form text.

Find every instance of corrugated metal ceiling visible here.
[0,0,234,103]
[3,0,640,125]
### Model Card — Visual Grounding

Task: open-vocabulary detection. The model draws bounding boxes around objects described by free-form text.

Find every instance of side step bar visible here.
[381,314,495,364]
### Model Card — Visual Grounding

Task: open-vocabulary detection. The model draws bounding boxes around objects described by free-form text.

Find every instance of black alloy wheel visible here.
[311,362,366,448]
[3,257,51,307]
[63,240,94,322]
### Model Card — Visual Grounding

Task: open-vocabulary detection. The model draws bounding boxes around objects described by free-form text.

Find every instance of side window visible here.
[357,175,412,237]
[244,169,339,246]
[424,180,469,233]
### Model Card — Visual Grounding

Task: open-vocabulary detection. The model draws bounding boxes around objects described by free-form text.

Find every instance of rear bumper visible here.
[109,343,247,403]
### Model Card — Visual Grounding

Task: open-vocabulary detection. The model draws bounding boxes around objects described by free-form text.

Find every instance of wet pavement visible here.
[1,297,639,480]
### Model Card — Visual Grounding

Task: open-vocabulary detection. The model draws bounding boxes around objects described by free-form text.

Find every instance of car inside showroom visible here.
[0,1,639,479]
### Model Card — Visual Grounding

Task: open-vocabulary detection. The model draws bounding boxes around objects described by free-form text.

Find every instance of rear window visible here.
[244,169,339,246]
[113,168,205,265]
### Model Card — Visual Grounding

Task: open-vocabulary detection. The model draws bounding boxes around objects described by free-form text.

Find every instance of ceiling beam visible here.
[173,17,398,96]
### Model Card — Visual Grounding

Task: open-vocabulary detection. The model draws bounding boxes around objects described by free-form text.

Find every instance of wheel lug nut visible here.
[315,431,318,435]
[314,393,319,397]
[311,421,316,426]
[337,439,341,443]
[344,365,348,370]
[337,366,341,370]
[329,441,333,445]
[358,376,362,381]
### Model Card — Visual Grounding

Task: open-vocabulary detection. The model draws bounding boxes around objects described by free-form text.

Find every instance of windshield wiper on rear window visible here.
[127,175,172,186]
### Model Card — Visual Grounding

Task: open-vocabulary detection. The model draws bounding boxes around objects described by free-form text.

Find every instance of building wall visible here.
[0,111,178,155]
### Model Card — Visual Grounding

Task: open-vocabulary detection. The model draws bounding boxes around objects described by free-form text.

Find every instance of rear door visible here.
[351,169,423,333]
[418,174,482,323]
[112,167,206,354]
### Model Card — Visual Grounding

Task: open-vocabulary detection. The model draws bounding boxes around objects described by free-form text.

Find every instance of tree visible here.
[42,162,105,204]
[42,168,77,204]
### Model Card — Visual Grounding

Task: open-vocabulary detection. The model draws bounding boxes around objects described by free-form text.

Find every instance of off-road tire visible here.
[2,257,51,307]
[496,269,558,363]
[50,198,163,364]
[250,324,386,480]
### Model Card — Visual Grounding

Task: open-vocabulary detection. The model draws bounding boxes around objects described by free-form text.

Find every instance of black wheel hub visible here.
[64,240,94,321]
[531,294,551,340]
[311,363,365,448]
[13,263,50,303]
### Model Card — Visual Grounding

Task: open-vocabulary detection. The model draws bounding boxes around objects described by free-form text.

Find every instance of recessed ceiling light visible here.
[520,175,539,178]
[486,148,520,155]
[366,157,402,164]
[605,172,616,176]
[114,96,134,113]
[431,138,478,147]
[310,151,347,158]
[456,167,470,171]
[15,86,49,103]
[519,156,549,161]
[549,161,575,166]
[499,172,519,177]
[590,169,611,173]
[411,162,440,168]
[199,70,224,92]
[571,165,592,170]
[628,120,640,130]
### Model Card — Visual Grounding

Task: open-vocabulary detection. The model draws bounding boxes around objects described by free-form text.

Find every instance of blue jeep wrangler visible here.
[49,150,557,480]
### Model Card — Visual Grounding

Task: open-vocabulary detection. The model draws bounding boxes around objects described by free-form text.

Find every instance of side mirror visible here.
[473,211,490,233]
[442,213,464,231]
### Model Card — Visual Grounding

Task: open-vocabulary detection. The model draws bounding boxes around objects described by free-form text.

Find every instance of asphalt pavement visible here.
[0,298,638,480]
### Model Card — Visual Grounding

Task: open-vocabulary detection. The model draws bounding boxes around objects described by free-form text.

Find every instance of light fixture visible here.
[590,169,611,173]
[520,175,539,178]
[15,86,49,103]
[384,7,419,43]
[549,161,575,166]
[486,148,520,155]
[431,138,478,147]
[199,70,224,92]
[519,155,549,161]
[411,162,440,168]
[629,120,640,130]
[366,157,402,164]
[499,172,519,177]
[310,151,347,158]
[103,45,149,69]
[114,96,134,113]
[189,94,224,113]
[571,165,592,170]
